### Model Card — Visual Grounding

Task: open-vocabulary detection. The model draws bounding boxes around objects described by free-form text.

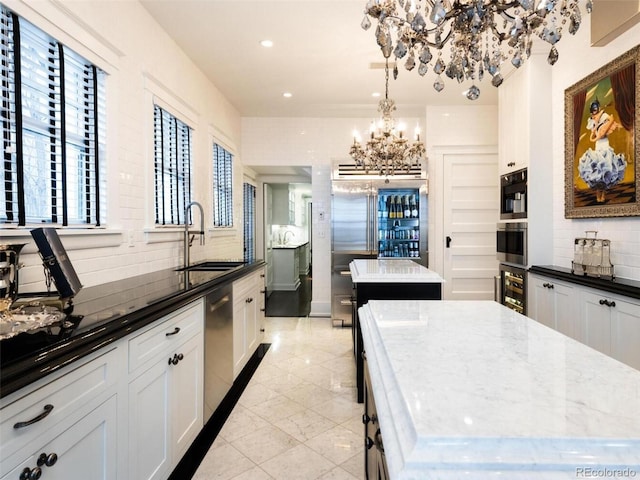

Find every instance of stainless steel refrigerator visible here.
[331,176,428,327]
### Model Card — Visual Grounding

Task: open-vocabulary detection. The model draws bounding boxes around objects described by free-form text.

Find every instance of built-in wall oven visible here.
[497,222,527,266]
[496,222,528,315]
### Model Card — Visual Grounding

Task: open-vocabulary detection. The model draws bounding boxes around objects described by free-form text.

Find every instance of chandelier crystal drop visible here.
[361,0,591,100]
[349,59,426,176]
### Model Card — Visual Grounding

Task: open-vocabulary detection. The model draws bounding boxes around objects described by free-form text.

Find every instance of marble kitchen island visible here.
[359,299,640,479]
[350,259,444,402]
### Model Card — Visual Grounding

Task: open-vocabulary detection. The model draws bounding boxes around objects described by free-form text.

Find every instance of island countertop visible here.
[359,299,640,479]
[349,259,444,283]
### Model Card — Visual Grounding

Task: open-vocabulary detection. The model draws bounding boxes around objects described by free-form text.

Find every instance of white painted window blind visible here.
[153,104,192,225]
[0,5,106,226]
[213,143,233,228]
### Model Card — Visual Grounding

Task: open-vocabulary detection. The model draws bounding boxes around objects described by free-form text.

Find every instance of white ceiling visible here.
[139,0,499,119]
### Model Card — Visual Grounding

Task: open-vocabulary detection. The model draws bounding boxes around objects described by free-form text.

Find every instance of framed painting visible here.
[565,45,639,218]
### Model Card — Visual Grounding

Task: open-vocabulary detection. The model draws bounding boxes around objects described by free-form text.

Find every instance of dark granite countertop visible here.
[0,259,265,399]
[529,265,640,300]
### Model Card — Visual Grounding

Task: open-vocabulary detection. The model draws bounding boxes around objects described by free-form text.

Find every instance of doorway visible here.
[263,180,312,317]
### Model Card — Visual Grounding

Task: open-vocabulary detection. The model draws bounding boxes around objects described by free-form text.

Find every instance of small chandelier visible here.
[361,0,591,100]
[350,59,425,176]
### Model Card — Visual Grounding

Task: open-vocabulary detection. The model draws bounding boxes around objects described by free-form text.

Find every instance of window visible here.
[243,182,255,262]
[153,105,192,225]
[213,143,233,227]
[0,6,106,226]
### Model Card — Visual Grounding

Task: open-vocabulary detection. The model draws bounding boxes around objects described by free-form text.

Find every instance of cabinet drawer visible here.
[128,300,203,373]
[0,347,120,465]
[1,394,117,479]
[233,272,258,298]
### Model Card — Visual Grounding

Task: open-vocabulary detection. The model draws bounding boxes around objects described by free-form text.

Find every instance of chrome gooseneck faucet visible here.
[184,201,205,269]
[283,230,295,245]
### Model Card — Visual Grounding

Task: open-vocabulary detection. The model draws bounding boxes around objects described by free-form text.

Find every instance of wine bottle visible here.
[381,196,388,219]
[410,195,418,218]
[414,195,419,218]
[395,195,402,218]
[403,195,410,219]
[389,195,396,219]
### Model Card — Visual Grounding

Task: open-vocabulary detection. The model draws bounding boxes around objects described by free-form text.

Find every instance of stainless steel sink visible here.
[176,261,246,272]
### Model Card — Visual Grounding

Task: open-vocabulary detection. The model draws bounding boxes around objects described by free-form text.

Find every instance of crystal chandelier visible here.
[350,59,426,176]
[361,0,591,100]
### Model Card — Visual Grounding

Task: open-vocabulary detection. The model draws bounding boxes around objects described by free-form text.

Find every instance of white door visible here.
[441,148,499,300]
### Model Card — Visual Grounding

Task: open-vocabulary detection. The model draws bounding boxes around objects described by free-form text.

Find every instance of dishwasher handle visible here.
[209,294,230,312]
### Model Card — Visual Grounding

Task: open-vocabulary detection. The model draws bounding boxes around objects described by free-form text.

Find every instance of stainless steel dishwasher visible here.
[203,283,233,422]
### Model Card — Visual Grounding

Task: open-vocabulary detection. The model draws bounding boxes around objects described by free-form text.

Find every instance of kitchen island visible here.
[350,259,444,402]
[272,241,309,290]
[359,299,640,479]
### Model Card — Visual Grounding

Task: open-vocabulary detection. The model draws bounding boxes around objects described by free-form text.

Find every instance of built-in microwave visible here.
[500,168,527,219]
[496,222,527,266]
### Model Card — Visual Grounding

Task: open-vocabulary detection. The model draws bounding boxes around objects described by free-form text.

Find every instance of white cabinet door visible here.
[528,274,555,328]
[171,333,204,463]
[2,396,118,480]
[578,290,612,356]
[128,359,171,480]
[550,283,577,338]
[128,301,204,480]
[233,269,266,378]
[528,274,576,336]
[609,297,640,370]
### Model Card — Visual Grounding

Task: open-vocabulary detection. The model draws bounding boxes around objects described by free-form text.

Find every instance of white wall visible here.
[550,18,640,279]
[1,0,244,293]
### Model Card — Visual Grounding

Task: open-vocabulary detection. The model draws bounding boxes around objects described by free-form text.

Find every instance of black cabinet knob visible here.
[365,437,375,449]
[362,413,371,424]
[37,453,58,468]
[19,467,42,480]
[168,353,183,365]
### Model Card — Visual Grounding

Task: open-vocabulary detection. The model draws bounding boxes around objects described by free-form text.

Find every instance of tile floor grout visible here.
[192,316,364,480]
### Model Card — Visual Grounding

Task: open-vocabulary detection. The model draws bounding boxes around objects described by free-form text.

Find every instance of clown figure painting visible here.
[565,46,639,218]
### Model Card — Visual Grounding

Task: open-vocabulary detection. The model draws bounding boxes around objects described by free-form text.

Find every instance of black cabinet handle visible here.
[37,453,58,468]
[446,236,452,248]
[365,437,375,449]
[599,299,616,307]
[374,429,385,453]
[361,351,367,361]
[165,327,180,337]
[246,297,254,303]
[507,161,515,167]
[543,283,554,289]
[362,413,371,424]
[14,404,54,429]
[20,467,42,480]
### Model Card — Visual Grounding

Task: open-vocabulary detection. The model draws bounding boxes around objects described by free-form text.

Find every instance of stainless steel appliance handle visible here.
[209,294,230,312]
[340,270,351,276]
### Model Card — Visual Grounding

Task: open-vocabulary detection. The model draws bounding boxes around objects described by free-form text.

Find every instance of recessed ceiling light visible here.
[260,40,273,48]
[372,92,381,98]
[283,92,292,98]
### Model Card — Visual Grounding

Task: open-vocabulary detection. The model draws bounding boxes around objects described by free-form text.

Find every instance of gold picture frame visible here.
[565,45,639,218]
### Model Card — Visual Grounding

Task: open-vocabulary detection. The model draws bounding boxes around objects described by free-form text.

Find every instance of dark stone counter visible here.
[529,265,640,300]
[0,260,265,398]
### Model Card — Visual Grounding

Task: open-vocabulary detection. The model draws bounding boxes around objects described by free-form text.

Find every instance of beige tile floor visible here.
[193,317,365,480]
